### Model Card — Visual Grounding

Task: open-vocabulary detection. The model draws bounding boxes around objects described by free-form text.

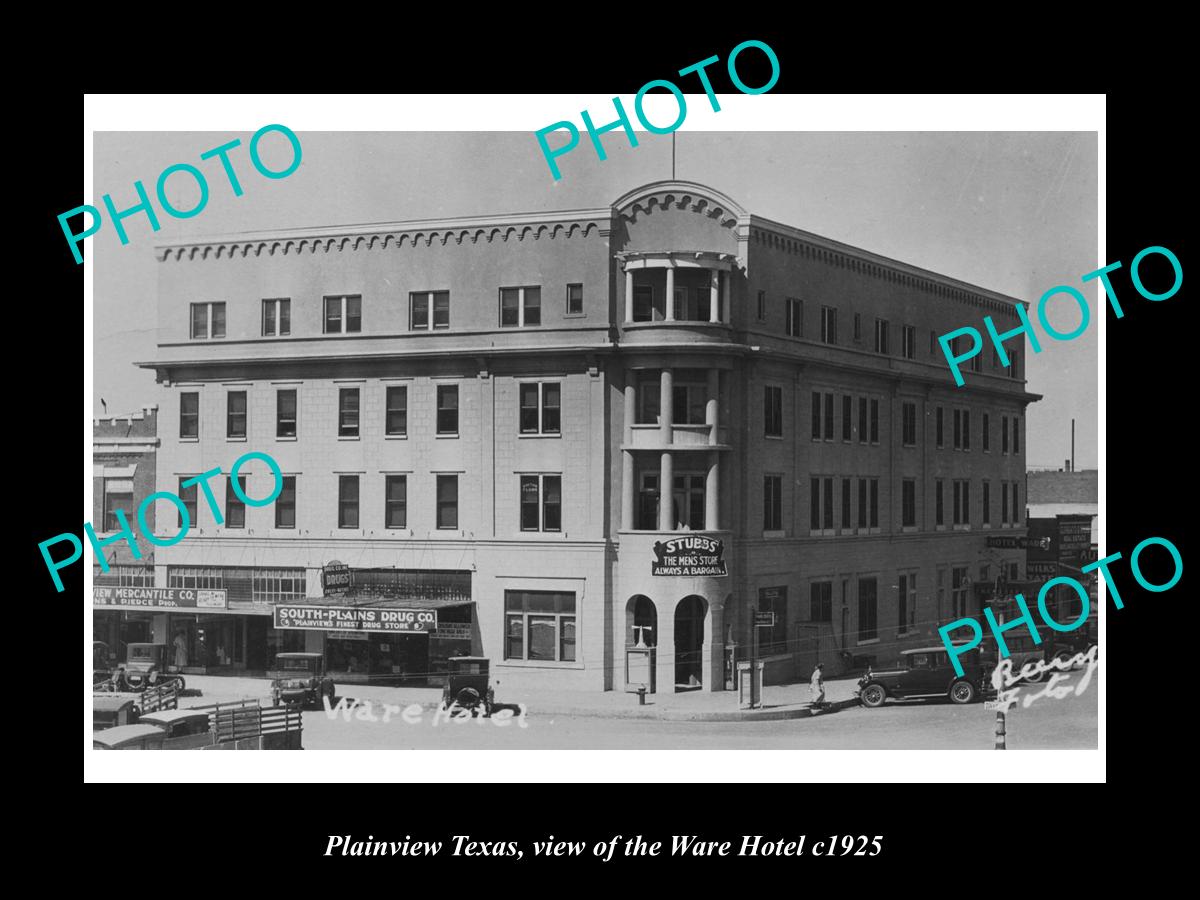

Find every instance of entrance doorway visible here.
[674,595,707,691]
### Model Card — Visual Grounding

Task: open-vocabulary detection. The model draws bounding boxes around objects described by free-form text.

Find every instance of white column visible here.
[705,451,719,531]
[665,266,675,321]
[624,268,633,323]
[659,450,674,531]
[706,368,719,444]
[709,269,720,323]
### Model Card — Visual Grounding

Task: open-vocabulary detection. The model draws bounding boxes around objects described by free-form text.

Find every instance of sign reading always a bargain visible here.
[93,586,227,609]
[273,605,438,633]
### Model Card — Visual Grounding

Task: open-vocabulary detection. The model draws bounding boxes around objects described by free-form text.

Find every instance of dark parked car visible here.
[442,656,494,716]
[270,652,335,708]
[857,645,990,708]
[115,643,186,692]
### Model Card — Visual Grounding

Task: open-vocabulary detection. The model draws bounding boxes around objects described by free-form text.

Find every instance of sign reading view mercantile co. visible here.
[92,587,228,609]
[651,536,728,577]
[273,605,438,633]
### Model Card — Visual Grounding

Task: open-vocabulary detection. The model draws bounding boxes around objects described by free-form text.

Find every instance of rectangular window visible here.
[824,393,834,441]
[810,581,833,623]
[963,410,972,451]
[323,295,361,334]
[566,283,584,316]
[823,477,834,530]
[261,298,291,336]
[338,388,360,438]
[632,285,657,322]
[811,478,821,531]
[853,312,862,342]
[858,478,867,529]
[1009,349,1020,379]
[898,573,909,632]
[180,392,199,439]
[437,474,458,529]
[226,390,247,439]
[874,318,890,354]
[764,386,783,438]
[869,478,879,529]
[178,477,197,530]
[225,476,246,529]
[410,291,450,331]
[841,478,851,529]
[902,479,916,527]
[763,475,782,531]
[953,409,962,450]
[858,577,878,642]
[1012,482,1020,524]
[936,479,945,527]
[970,350,982,372]
[858,397,868,445]
[276,389,297,439]
[437,384,459,435]
[1013,418,1021,454]
[758,587,788,654]
[930,329,937,355]
[902,324,916,359]
[189,302,225,340]
[757,290,766,321]
[671,376,708,426]
[1002,480,1010,524]
[902,401,917,446]
[821,306,837,344]
[1002,416,1009,454]
[384,385,407,436]
[671,473,706,531]
[952,567,969,618]
[811,391,821,440]
[385,475,407,529]
[953,479,971,526]
[338,475,359,529]
[520,382,562,436]
[842,395,852,441]
[982,413,990,452]
[103,479,134,533]
[786,298,802,337]
[870,399,879,444]
[500,286,541,327]
[504,590,576,663]
[936,406,944,448]
[519,474,562,532]
[982,480,991,525]
[275,476,296,529]
[953,481,961,525]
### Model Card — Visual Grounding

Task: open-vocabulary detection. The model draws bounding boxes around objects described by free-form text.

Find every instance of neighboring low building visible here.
[1026,468,1098,520]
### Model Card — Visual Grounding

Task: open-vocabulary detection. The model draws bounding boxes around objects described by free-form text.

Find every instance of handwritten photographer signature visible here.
[989,645,1098,713]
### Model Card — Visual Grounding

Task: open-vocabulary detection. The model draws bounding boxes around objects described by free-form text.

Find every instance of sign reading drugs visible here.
[93,586,227,609]
[273,605,437,633]
[651,536,727,577]
[321,561,352,595]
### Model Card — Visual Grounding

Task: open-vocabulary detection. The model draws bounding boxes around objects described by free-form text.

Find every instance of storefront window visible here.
[504,590,576,663]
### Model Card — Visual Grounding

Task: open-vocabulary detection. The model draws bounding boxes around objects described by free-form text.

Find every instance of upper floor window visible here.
[437,385,459,435]
[338,475,359,529]
[870,399,879,444]
[764,385,783,438]
[324,295,361,334]
[178,477,197,530]
[982,413,990,452]
[757,291,766,321]
[902,401,917,446]
[226,391,247,439]
[436,474,458,529]
[262,298,290,336]
[671,370,708,425]
[103,478,133,533]
[853,312,862,342]
[226,476,247,529]
[276,476,296,529]
[874,318,890,355]
[566,283,584,316]
[410,291,450,331]
[338,388,360,438]
[1013,417,1021,454]
[763,474,783,531]
[180,392,199,440]
[936,406,944,448]
[500,286,541,328]
[385,475,407,529]
[190,302,225,340]
[902,324,916,359]
[1002,416,1009,454]
[821,306,837,344]
[520,474,562,532]
[276,389,297,439]
[385,386,407,436]
[841,395,852,442]
[520,382,561,435]
[786,298,802,337]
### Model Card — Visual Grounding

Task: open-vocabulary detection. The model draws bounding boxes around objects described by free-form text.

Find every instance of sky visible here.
[92,130,1098,470]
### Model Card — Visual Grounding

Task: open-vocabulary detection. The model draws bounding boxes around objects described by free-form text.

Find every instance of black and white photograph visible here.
[84,115,1101,758]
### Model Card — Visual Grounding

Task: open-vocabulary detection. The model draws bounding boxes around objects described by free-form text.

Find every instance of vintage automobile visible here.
[985,633,1051,683]
[270,652,335,709]
[93,723,170,750]
[138,709,213,738]
[442,656,494,716]
[115,643,186,693]
[857,645,990,708]
[93,694,143,730]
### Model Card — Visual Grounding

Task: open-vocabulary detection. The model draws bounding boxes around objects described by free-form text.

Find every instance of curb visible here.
[343,695,861,723]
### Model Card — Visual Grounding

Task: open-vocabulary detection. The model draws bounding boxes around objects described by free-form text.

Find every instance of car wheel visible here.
[860,684,887,708]
[173,676,186,692]
[950,680,976,704]
[325,682,335,704]
[1055,650,1075,668]
[1024,664,1046,684]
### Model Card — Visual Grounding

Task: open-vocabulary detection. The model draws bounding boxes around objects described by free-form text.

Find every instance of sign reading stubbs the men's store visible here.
[273,605,437,633]
[651,536,727,577]
[92,586,228,609]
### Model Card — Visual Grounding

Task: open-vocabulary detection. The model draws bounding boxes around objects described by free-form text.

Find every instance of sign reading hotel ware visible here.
[92,586,228,609]
[651,536,727,577]
[274,606,438,633]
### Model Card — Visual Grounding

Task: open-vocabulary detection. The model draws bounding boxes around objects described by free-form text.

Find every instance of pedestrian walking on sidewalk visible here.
[810,664,826,710]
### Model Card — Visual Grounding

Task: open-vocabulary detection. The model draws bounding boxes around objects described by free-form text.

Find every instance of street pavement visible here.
[175,671,1098,750]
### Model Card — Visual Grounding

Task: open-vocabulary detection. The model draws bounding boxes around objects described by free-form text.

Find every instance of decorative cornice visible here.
[613,180,744,229]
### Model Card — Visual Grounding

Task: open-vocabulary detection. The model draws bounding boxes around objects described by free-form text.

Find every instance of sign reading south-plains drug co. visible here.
[651,536,727,577]
[273,605,438,633]
[93,586,227,609]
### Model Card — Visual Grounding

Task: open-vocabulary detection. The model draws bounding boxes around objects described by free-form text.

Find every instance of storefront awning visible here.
[306,595,473,609]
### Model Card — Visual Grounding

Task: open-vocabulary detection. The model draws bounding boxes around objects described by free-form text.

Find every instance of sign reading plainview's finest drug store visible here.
[651,536,727,577]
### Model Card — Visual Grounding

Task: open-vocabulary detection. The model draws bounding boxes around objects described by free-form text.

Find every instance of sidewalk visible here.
[178,674,863,722]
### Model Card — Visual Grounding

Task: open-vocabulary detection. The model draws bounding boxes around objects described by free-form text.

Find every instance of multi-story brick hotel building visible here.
[130,179,1036,693]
